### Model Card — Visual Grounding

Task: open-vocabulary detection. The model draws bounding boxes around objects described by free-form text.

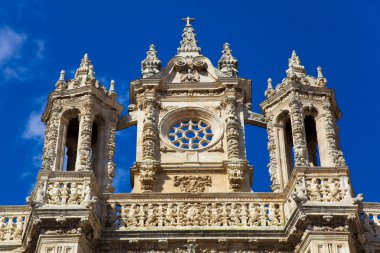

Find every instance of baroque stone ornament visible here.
[141,44,161,78]
[173,176,212,192]
[1,19,378,253]
[218,43,238,77]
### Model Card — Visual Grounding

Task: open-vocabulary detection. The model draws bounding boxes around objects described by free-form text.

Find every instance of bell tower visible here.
[41,53,123,192]
[260,51,346,192]
[119,18,253,192]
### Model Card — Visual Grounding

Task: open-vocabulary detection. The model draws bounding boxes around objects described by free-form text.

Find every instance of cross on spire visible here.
[182,16,195,26]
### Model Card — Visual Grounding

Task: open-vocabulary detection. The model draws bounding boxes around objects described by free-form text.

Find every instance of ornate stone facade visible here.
[0,18,379,253]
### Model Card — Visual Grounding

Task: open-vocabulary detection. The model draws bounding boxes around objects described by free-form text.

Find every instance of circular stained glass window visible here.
[168,119,213,150]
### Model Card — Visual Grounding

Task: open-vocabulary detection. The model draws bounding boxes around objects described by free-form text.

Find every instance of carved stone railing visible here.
[104,194,285,230]
[0,206,30,243]
[362,202,380,240]
[28,171,99,208]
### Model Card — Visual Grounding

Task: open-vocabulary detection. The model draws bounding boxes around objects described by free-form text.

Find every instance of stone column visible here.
[222,94,244,191]
[106,119,117,192]
[42,103,62,171]
[289,97,309,167]
[139,97,159,192]
[266,114,281,192]
[321,100,346,167]
[76,104,94,171]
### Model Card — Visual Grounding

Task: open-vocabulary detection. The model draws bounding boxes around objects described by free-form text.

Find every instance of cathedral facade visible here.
[0,18,379,253]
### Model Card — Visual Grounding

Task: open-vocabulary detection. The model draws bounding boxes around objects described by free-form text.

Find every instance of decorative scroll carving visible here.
[42,103,62,170]
[174,176,212,192]
[173,56,207,83]
[78,104,94,171]
[45,181,96,207]
[322,101,346,167]
[0,215,27,241]
[111,202,284,229]
[226,160,244,191]
[289,97,309,167]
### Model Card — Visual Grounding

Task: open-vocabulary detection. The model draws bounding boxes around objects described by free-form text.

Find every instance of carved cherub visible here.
[229,203,241,226]
[11,216,23,239]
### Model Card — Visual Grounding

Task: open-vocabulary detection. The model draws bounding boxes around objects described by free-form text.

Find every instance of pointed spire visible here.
[141,44,162,78]
[218,43,238,77]
[177,17,201,55]
[108,80,117,100]
[286,50,306,78]
[316,66,327,87]
[265,78,275,97]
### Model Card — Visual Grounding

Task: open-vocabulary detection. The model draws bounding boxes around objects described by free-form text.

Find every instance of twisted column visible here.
[77,104,94,171]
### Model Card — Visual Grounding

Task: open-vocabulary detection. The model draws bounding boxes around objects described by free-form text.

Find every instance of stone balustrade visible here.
[0,206,29,242]
[289,168,352,203]
[29,171,98,208]
[105,197,285,229]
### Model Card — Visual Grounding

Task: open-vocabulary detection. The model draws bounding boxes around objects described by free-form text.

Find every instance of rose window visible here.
[168,119,213,150]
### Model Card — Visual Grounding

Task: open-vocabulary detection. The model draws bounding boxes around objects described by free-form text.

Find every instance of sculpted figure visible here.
[126,204,138,227]
[267,204,281,226]
[165,203,176,226]
[248,203,261,226]
[229,203,241,226]
[5,218,15,240]
[308,178,321,201]
[12,216,23,239]
[48,182,61,204]
[327,179,341,201]
[0,217,5,240]
[210,203,220,226]
[68,183,81,204]
[145,203,156,226]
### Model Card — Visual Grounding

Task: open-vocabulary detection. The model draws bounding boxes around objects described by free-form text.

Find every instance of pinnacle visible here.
[177,18,201,55]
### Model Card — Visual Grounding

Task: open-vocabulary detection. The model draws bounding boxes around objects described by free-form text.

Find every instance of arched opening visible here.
[304,114,320,166]
[64,118,79,171]
[90,116,107,185]
[276,111,294,182]
[56,109,81,171]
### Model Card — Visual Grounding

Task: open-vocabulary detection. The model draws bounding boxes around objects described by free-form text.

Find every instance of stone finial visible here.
[74,53,95,86]
[316,66,327,87]
[108,80,117,100]
[264,78,275,97]
[286,50,306,78]
[141,44,162,78]
[218,43,238,77]
[177,17,201,55]
[59,69,65,81]
[55,69,66,90]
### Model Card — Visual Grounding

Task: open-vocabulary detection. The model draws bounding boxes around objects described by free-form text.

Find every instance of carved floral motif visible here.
[173,176,212,192]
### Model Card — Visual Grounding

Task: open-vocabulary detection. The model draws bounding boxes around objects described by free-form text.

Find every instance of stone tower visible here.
[0,18,379,253]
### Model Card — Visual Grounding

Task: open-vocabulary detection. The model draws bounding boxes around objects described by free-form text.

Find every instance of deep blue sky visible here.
[0,0,379,204]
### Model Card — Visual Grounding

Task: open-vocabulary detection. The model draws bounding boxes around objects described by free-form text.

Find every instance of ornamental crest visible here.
[174,175,212,192]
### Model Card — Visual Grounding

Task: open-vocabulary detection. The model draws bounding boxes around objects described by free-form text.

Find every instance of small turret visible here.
[316,66,327,87]
[108,80,117,100]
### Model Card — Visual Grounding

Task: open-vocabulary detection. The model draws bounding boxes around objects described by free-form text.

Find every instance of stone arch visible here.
[56,108,81,171]
[274,110,294,187]
[302,106,321,166]
[90,114,108,184]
